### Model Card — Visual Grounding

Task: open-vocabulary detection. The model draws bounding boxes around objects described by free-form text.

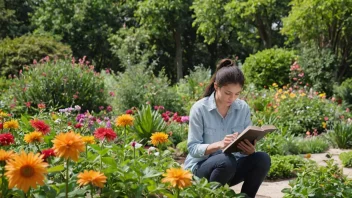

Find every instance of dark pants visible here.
[194,151,271,198]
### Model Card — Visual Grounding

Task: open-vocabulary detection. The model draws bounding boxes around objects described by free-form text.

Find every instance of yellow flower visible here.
[319,93,326,98]
[289,93,296,98]
[0,149,15,162]
[5,151,48,193]
[0,111,9,118]
[115,114,134,127]
[82,136,96,144]
[3,120,19,129]
[150,132,169,146]
[272,83,278,88]
[300,93,306,97]
[322,122,327,129]
[304,153,311,159]
[52,131,85,161]
[161,168,192,189]
[278,89,283,94]
[77,170,107,188]
[281,94,287,99]
[24,132,43,144]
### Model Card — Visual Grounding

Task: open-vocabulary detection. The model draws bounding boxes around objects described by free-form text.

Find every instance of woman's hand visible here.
[237,139,256,155]
[219,132,239,150]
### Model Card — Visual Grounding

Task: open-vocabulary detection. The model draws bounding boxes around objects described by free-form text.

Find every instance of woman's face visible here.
[215,83,242,107]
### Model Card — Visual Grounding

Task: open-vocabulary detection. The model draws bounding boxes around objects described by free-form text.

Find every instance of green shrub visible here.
[334,78,352,109]
[297,44,338,96]
[112,64,184,114]
[8,59,107,113]
[167,121,188,146]
[0,35,71,76]
[131,105,167,144]
[176,66,211,113]
[176,140,188,156]
[256,131,287,156]
[243,48,295,88]
[282,159,352,197]
[295,136,329,154]
[325,122,352,149]
[267,155,307,180]
[339,151,352,168]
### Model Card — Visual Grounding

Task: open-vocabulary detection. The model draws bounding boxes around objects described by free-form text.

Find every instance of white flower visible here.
[54,119,61,123]
[75,105,81,111]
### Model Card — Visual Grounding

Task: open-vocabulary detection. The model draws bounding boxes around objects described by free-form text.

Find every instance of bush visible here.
[8,58,108,114]
[256,131,287,156]
[167,121,188,146]
[297,44,338,96]
[267,155,307,180]
[0,35,71,77]
[325,122,352,149]
[282,159,352,197]
[176,66,211,113]
[334,78,352,108]
[339,151,352,168]
[176,140,188,156]
[243,48,295,88]
[294,136,329,154]
[112,63,184,114]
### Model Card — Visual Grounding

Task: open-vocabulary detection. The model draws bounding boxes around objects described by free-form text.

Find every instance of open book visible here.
[222,125,277,154]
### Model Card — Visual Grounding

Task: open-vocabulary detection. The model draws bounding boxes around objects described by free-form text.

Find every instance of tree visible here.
[31,0,123,71]
[225,0,291,49]
[135,0,193,81]
[282,0,352,81]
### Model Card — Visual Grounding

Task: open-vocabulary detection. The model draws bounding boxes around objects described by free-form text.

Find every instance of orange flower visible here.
[304,153,311,159]
[0,149,15,162]
[150,132,168,146]
[161,168,192,189]
[115,114,134,127]
[24,131,43,144]
[3,120,19,129]
[52,131,85,161]
[5,151,47,192]
[77,170,107,188]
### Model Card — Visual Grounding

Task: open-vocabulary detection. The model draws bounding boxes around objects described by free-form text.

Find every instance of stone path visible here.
[231,148,352,198]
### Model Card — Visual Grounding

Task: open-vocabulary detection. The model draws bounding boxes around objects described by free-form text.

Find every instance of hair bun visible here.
[216,59,235,71]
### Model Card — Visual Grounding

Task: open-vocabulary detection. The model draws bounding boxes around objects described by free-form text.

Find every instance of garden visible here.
[1,0,352,197]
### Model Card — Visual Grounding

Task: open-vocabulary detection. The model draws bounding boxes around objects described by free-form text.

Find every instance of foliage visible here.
[112,63,184,114]
[0,35,71,76]
[325,121,352,149]
[339,151,352,168]
[132,105,167,143]
[267,155,309,180]
[297,44,338,96]
[176,140,188,156]
[167,121,188,146]
[256,131,287,156]
[282,0,352,81]
[282,159,352,197]
[8,58,108,114]
[31,0,122,71]
[334,78,352,109]
[108,26,154,68]
[243,48,295,88]
[289,136,329,155]
[176,66,211,113]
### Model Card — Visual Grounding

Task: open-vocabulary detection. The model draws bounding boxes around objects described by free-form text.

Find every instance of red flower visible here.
[0,123,3,130]
[74,123,83,129]
[41,148,56,162]
[93,127,117,141]
[126,109,133,114]
[30,119,50,135]
[37,103,46,109]
[0,133,15,146]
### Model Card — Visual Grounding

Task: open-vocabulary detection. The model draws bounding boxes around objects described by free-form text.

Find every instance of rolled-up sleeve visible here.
[187,105,209,158]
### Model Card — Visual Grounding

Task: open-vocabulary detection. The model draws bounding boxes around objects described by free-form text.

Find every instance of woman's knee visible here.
[215,154,237,170]
[252,152,271,170]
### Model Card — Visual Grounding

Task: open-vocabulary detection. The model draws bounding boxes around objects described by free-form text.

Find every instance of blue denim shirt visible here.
[184,91,252,172]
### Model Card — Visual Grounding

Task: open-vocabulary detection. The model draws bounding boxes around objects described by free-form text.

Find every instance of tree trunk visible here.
[255,14,272,49]
[174,27,183,81]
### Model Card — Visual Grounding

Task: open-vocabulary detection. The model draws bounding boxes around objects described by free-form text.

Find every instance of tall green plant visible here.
[325,122,352,149]
[132,105,167,143]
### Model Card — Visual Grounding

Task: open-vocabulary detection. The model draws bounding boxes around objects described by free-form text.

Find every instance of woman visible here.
[184,58,271,198]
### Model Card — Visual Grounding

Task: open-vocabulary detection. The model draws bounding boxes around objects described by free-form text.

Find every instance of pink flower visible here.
[25,101,31,108]
[324,117,329,121]
[38,103,46,109]
[126,109,133,114]
[99,106,104,110]
[346,108,350,113]
[109,92,115,96]
[181,116,189,123]
[106,106,113,112]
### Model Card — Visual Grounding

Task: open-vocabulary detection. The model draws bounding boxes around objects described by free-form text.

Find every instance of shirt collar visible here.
[206,91,241,111]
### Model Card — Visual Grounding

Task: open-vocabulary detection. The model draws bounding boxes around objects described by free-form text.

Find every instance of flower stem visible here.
[34,143,41,153]
[124,126,126,144]
[66,159,69,198]
[90,184,94,198]
[176,188,179,198]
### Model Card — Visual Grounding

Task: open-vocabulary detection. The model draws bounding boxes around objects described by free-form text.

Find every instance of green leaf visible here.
[47,165,65,173]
